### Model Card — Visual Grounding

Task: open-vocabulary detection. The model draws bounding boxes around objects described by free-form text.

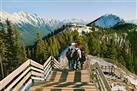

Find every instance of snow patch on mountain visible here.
[67,23,91,34]
[0,11,64,46]
[0,11,90,46]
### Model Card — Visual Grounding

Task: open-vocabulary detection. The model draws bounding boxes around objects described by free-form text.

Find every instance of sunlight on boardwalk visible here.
[30,70,97,91]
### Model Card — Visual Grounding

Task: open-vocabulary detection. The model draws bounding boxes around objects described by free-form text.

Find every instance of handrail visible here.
[0,60,31,90]
[0,56,62,91]
[87,59,111,91]
[87,59,93,82]
[101,65,122,78]
[95,62,111,91]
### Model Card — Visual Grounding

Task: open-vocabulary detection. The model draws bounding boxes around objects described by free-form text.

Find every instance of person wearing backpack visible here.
[72,48,81,70]
[79,50,86,70]
[66,48,72,69]
[69,48,75,70]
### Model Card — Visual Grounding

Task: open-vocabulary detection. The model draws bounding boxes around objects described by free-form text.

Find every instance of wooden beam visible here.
[5,67,31,90]
[12,72,31,91]
[0,60,30,90]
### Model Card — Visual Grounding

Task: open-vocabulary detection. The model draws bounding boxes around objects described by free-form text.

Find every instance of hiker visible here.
[66,48,71,68]
[66,48,73,69]
[70,48,75,70]
[79,50,86,69]
[72,48,81,70]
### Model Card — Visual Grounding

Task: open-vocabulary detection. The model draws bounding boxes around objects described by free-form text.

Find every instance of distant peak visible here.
[87,14,124,28]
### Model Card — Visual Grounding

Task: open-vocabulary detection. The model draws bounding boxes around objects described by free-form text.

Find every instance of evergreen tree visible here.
[72,30,79,42]
[5,20,19,73]
[86,32,93,54]
[4,20,27,74]
[26,48,31,59]
[16,42,27,64]
[56,33,66,50]
[111,37,117,60]
[49,36,60,57]
[101,39,108,57]
[77,36,89,54]
[0,22,5,79]
[91,33,101,56]
[36,32,48,64]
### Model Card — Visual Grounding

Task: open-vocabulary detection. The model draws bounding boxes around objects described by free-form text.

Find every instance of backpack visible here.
[80,51,86,63]
[66,49,72,60]
[72,49,79,61]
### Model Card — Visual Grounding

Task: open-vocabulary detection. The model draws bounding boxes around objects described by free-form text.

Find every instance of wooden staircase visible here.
[30,69,97,91]
[0,56,111,91]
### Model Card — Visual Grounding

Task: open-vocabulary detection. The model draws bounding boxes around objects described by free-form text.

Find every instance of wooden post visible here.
[0,55,4,79]
[111,66,113,74]
[50,56,54,70]
[105,66,107,72]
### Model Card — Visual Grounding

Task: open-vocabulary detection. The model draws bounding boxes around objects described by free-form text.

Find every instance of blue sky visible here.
[1,0,137,21]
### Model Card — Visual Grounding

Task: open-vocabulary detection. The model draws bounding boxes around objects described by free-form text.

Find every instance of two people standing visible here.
[66,43,86,70]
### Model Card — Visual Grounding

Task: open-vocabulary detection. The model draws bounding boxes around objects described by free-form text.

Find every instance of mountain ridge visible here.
[87,14,125,28]
[0,11,136,46]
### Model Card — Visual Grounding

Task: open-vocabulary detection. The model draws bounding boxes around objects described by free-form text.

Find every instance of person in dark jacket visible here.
[72,49,80,70]
[66,48,73,69]
[79,50,86,70]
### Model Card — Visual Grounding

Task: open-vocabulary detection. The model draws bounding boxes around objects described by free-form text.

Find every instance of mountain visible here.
[87,14,125,28]
[0,11,64,46]
[1,11,136,46]
[0,11,89,46]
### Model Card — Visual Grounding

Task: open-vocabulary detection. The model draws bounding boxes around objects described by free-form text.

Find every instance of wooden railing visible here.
[100,65,122,79]
[95,63,111,91]
[0,56,62,91]
[87,60,111,91]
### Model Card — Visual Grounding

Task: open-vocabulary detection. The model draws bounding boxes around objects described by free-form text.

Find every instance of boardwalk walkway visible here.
[30,69,97,91]
[0,56,112,91]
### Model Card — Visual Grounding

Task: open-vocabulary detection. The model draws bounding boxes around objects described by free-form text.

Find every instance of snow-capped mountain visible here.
[87,14,125,28]
[0,11,64,46]
[0,11,89,46]
[1,11,136,46]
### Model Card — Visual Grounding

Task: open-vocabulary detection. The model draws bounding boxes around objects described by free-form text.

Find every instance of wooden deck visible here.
[30,69,97,91]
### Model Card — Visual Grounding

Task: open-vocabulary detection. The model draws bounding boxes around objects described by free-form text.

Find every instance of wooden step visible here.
[30,87,97,91]
[48,70,90,82]
[30,70,97,91]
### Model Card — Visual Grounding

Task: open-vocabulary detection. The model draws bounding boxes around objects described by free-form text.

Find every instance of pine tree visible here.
[27,48,31,59]
[72,30,79,42]
[36,32,48,64]
[77,36,89,54]
[5,20,19,73]
[16,42,27,64]
[4,20,27,74]
[91,33,101,56]
[101,39,108,57]
[49,36,60,57]
[0,22,5,79]
[111,39,117,60]
[56,33,66,49]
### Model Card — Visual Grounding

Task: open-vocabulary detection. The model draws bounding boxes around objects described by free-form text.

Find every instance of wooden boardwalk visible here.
[30,69,97,91]
[0,56,112,91]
